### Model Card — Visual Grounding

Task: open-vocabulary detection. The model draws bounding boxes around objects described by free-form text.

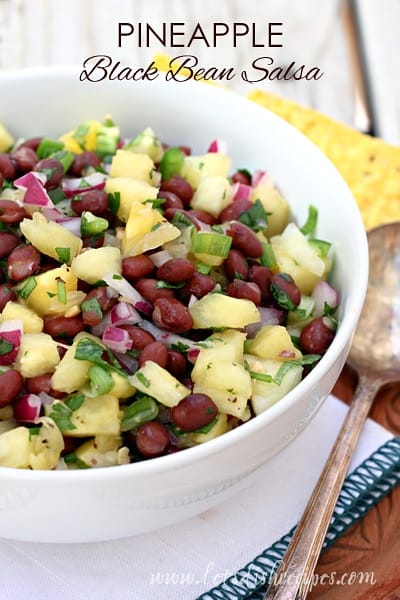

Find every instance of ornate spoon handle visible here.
[263,374,383,600]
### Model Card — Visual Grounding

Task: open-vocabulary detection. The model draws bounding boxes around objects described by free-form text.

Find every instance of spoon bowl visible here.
[264,221,400,600]
[349,221,400,374]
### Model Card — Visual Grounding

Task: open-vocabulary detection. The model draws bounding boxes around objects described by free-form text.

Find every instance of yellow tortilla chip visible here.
[248,90,400,230]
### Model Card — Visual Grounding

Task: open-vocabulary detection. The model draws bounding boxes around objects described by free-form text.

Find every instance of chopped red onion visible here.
[110,302,141,326]
[13,394,42,423]
[187,347,200,363]
[56,217,82,236]
[312,281,339,318]
[149,250,173,267]
[114,351,138,375]
[0,319,23,365]
[244,307,283,338]
[62,172,107,197]
[102,326,133,353]
[103,273,153,315]
[252,170,269,187]
[231,182,252,202]
[139,320,199,351]
[207,139,227,154]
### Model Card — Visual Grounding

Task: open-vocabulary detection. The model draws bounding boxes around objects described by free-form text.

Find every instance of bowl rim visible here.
[0,66,369,480]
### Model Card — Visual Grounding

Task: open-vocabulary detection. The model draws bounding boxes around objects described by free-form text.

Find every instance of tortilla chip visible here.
[248,89,400,230]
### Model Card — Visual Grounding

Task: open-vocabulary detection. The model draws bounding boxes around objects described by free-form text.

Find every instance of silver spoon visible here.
[263,222,400,600]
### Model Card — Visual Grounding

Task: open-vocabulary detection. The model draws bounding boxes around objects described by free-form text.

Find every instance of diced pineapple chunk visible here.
[19,213,82,264]
[124,127,163,162]
[209,329,246,363]
[193,361,251,419]
[181,153,231,189]
[71,246,122,284]
[109,150,154,183]
[63,395,120,437]
[121,201,180,257]
[191,176,233,217]
[129,361,191,407]
[20,264,78,317]
[0,426,30,468]
[189,293,260,329]
[251,182,290,237]
[0,122,14,152]
[245,355,303,415]
[1,301,43,333]
[110,372,136,399]
[271,223,328,294]
[59,119,101,154]
[15,333,60,377]
[245,325,302,361]
[51,332,98,393]
[74,435,123,468]
[29,417,64,470]
[105,177,158,222]
[191,414,229,444]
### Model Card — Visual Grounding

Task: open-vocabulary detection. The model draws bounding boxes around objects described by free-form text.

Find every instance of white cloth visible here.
[0,395,393,600]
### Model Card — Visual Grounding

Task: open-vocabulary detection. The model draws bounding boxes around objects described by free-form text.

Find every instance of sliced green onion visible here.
[81,297,103,320]
[289,295,315,322]
[49,150,74,173]
[273,354,321,385]
[84,364,114,397]
[260,242,277,268]
[171,211,193,229]
[309,238,331,258]
[108,191,120,216]
[63,452,90,469]
[159,147,184,180]
[55,247,71,264]
[37,138,65,159]
[300,205,318,236]
[16,276,37,299]
[56,278,67,304]
[197,262,212,275]
[121,396,159,432]
[249,371,273,383]
[239,199,268,232]
[192,231,232,258]
[81,211,109,237]
[96,134,118,157]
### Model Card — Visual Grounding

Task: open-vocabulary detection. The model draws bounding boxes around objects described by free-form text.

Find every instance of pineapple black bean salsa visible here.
[0,117,338,470]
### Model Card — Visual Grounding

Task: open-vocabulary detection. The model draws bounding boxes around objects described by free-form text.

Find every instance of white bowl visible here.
[0,67,368,543]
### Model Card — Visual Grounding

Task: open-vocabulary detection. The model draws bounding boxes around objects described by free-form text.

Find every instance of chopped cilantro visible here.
[170,341,190,353]
[239,199,269,232]
[48,394,85,432]
[156,280,185,289]
[81,297,103,320]
[108,191,120,216]
[0,337,14,356]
